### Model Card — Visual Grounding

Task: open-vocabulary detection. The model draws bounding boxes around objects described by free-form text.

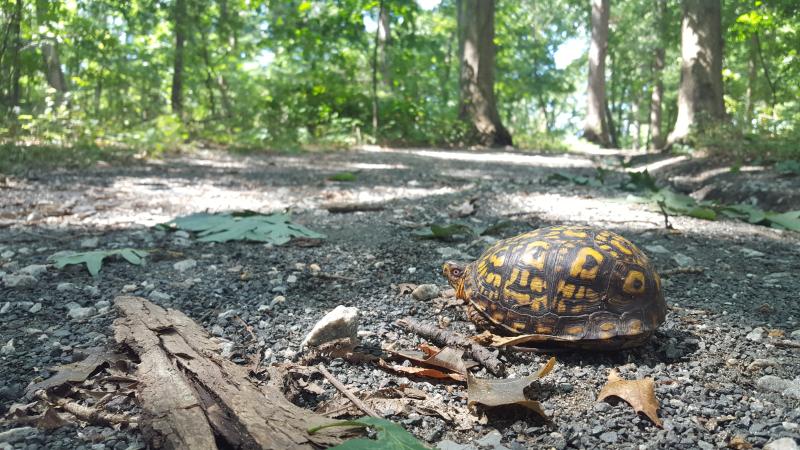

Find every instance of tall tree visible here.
[583,0,611,147]
[457,0,512,147]
[7,0,24,110]
[171,0,187,116]
[41,40,68,98]
[667,0,725,145]
[649,0,667,149]
[378,3,391,88]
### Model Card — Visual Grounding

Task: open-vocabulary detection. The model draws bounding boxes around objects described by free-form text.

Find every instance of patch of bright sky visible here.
[554,37,586,69]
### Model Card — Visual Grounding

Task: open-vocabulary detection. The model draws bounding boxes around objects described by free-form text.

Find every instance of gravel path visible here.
[1,147,799,450]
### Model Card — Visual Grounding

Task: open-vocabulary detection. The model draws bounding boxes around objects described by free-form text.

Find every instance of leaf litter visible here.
[49,248,147,277]
[163,211,326,243]
[597,369,662,427]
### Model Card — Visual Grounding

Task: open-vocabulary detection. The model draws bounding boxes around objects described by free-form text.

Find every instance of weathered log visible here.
[113,295,345,450]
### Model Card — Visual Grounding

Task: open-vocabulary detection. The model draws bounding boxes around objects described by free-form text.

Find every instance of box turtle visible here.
[442,225,666,349]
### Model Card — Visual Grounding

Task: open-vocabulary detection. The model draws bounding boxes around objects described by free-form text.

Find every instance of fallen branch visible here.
[317,365,381,419]
[114,295,348,450]
[395,318,505,376]
[657,201,674,230]
[37,391,138,427]
[660,266,704,277]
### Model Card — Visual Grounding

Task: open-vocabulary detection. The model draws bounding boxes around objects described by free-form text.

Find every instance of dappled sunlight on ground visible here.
[365,146,594,168]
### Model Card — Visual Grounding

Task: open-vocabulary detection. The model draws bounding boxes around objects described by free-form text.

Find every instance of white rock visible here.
[671,253,695,267]
[301,305,360,348]
[765,438,799,450]
[19,264,47,278]
[746,327,765,342]
[29,303,42,314]
[412,284,440,301]
[211,324,225,336]
[740,247,765,258]
[407,267,417,274]
[174,230,191,239]
[121,284,138,293]
[644,244,669,254]
[2,274,36,288]
[149,290,172,302]
[0,250,14,259]
[56,282,77,292]
[0,302,10,314]
[67,304,96,321]
[286,275,298,284]
[271,295,286,306]
[173,259,197,272]
[80,237,99,248]
[220,342,235,358]
[757,375,800,399]
[1,339,15,355]
[218,309,238,320]
[257,304,271,312]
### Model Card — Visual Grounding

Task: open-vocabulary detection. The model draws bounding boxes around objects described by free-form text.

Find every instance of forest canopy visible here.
[0,0,798,158]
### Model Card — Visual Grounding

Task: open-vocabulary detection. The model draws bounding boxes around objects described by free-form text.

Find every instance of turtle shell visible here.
[461,225,666,348]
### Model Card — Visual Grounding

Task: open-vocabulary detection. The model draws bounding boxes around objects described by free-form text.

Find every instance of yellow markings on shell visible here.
[628,319,643,334]
[503,287,532,306]
[557,279,577,298]
[569,246,604,280]
[610,238,634,255]
[535,322,553,334]
[600,322,616,332]
[623,270,646,295]
[531,295,548,312]
[598,330,615,339]
[491,311,506,324]
[507,267,521,286]
[575,286,586,299]
[564,229,588,238]
[490,252,506,267]
[565,325,584,336]
[512,322,528,331]
[520,246,547,270]
[599,244,613,252]
[529,276,546,293]
[518,270,530,288]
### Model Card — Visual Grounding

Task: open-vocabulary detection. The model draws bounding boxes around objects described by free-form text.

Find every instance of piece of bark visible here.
[395,318,505,376]
[324,202,385,214]
[114,296,346,450]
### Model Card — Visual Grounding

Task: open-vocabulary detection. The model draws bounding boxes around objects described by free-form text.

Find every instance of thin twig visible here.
[317,365,381,419]
[657,201,673,230]
[37,391,139,426]
[234,315,258,342]
[660,266,704,277]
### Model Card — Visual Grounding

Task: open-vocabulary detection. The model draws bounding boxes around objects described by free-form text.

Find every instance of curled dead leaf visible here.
[377,359,466,382]
[466,357,556,420]
[597,369,662,427]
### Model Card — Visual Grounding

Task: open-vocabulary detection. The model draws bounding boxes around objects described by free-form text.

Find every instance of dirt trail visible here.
[1,147,798,449]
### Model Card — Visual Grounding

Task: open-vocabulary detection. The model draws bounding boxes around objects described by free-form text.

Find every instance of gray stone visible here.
[286,275,298,284]
[671,253,695,267]
[436,440,476,450]
[412,284,440,301]
[1,339,15,355]
[2,273,36,288]
[211,325,225,336]
[748,358,778,370]
[764,438,799,450]
[757,375,800,399]
[644,244,669,254]
[0,426,36,443]
[599,431,618,444]
[66,302,97,321]
[56,282,77,292]
[740,247,765,258]
[436,247,473,261]
[476,431,508,449]
[174,230,191,239]
[0,302,10,314]
[173,259,197,272]
[19,264,47,278]
[746,327,765,342]
[697,441,714,450]
[80,237,99,248]
[29,303,42,314]
[149,290,172,302]
[791,329,800,339]
[301,305,359,348]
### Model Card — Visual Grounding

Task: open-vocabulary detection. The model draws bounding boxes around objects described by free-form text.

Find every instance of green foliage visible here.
[0,143,138,174]
[49,249,148,277]
[308,416,431,450]
[413,220,513,240]
[328,171,358,182]
[775,160,800,174]
[164,212,325,244]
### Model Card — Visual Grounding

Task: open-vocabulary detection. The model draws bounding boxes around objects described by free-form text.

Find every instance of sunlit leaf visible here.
[164,212,325,244]
[309,416,431,450]
[49,249,147,277]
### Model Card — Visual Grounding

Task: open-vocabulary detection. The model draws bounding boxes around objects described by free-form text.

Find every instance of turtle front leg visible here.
[466,303,493,331]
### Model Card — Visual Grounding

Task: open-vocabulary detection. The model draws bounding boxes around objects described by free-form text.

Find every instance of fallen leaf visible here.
[397,283,417,296]
[309,416,430,450]
[37,407,69,429]
[26,350,125,395]
[728,435,752,449]
[466,357,556,419]
[377,360,465,382]
[472,331,574,348]
[385,345,476,375]
[768,329,785,338]
[597,369,662,427]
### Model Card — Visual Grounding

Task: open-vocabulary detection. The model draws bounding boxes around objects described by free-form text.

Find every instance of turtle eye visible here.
[451,268,462,277]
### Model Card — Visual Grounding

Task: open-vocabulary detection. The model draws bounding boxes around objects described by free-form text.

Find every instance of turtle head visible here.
[442,261,468,291]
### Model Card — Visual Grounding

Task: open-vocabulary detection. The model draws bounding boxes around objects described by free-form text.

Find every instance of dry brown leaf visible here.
[466,357,556,419]
[378,360,466,382]
[37,407,69,429]
[728,435,752,449]
[597,369,662,427]
[768,329,785,338]
[26,349,125,396]
[386,345,475,375]
[473,331,575,348]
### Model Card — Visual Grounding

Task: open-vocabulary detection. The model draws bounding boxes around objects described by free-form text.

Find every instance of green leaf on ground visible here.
[766,210,800,231]
[775,160,800,175]
[165,212,325,244]
[49,249,148,277]
[328,171,358,182]
[622,170,658,192]
[308,416,431,450]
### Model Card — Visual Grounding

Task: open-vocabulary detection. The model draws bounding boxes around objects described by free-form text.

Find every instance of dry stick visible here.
[660,266,704,277]
[317,365,381,419]
[395,318,505,376]
[234,315,258,342]
[657,201,674,230]
[37,392,139,426]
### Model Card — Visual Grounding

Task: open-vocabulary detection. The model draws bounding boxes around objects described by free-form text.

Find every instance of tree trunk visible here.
[440,31,454,107]
[200,32,217,117]
[457,0,512,147]
[371,0,383,140]
[649,0,666,149]
[744,34,757,128]
[9,0,23,110]
[41,40,68,99]
[378,3,391,88]
[583,0,611,147]
[667,0,725,145]
[171,0,186,116]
